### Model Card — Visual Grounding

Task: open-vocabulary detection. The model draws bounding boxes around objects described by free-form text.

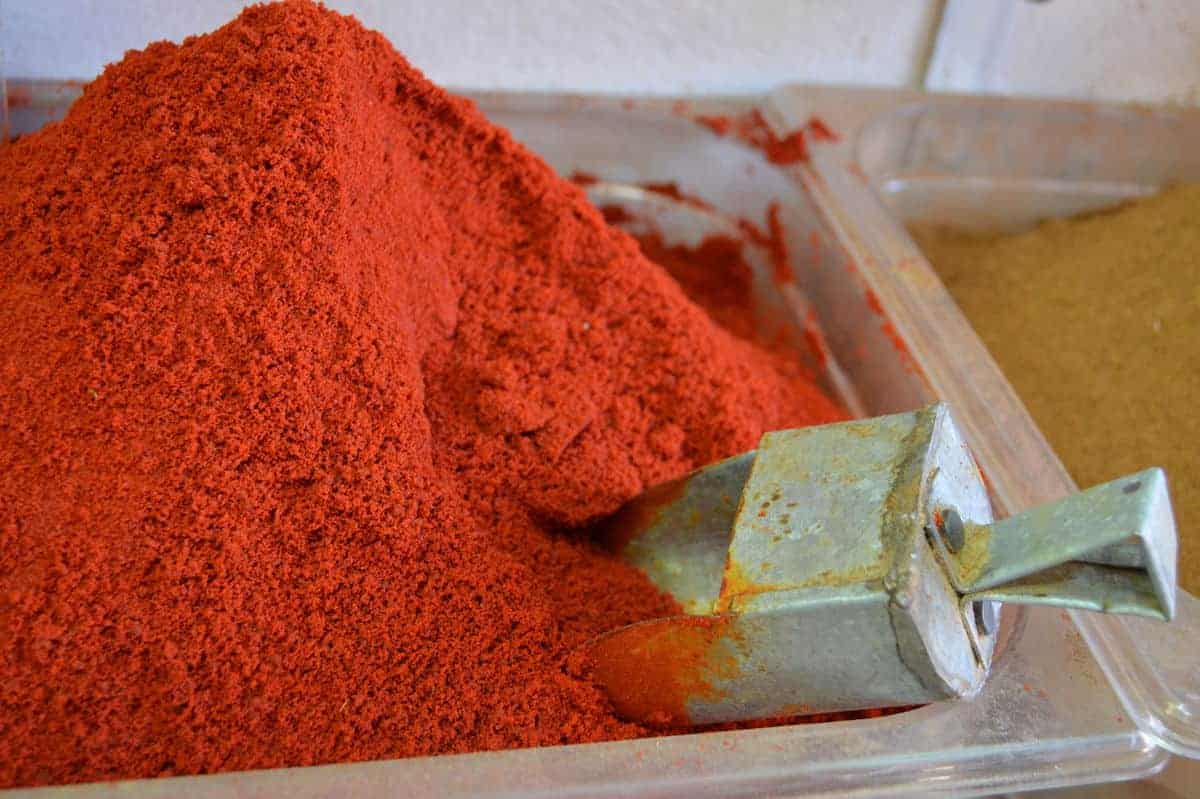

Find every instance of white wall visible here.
[928,0,1200,105]
[7,1,1200,102]
[1,0,943,94]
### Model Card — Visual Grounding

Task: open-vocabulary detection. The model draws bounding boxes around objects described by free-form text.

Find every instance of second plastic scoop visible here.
[588,403,1177,726]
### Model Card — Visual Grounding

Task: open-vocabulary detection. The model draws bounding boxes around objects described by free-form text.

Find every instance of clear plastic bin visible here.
[766,85,1200,763]
[3,81,1197,798]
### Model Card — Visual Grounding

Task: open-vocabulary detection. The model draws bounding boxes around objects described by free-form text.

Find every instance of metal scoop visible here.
[589,403,1177,726]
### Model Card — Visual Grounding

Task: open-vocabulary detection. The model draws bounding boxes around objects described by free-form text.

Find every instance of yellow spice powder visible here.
[911,185,1200,595]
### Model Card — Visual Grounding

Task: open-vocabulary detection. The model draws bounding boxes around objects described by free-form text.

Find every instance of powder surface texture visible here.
[628,232,758,344]
[0,2,844,787]
[911,186,1200,594]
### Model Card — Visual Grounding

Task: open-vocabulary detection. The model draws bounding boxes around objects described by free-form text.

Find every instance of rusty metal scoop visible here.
[588,403,1177,726]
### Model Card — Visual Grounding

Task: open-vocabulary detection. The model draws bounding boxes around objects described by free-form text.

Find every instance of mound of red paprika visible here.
[0,1,844,787]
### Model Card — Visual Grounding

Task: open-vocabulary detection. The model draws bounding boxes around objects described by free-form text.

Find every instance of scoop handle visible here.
[935,468,1177,621]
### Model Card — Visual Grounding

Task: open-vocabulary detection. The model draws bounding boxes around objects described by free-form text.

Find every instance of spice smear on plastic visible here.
[911,185,1200,594]
[696,111,838,166]
[0,1,845,787]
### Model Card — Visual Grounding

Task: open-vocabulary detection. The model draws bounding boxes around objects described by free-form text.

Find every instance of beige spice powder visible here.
[911,185,1200,594]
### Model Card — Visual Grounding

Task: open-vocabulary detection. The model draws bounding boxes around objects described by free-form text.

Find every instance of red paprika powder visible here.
[632,232,758,342]
[0,1,845,787]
